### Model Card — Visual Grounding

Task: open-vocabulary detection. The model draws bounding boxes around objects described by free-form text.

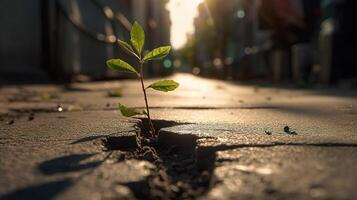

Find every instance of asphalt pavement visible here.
[1,73,356,200]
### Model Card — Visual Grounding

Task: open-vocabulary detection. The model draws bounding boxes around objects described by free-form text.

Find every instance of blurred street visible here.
[1,73,357,199]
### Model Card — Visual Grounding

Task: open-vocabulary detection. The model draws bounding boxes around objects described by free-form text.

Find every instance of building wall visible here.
[55,0,117,79]
[194,0,264,79]
[0,0,42,74]
[0,0,171,82]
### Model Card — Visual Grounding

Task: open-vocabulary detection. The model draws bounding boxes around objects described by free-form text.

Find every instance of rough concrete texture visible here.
[202,146,357,200]
[1,73,357,199]
[0,111,147,199]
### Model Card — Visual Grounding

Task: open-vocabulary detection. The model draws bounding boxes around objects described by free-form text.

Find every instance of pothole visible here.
[103,119,215,200]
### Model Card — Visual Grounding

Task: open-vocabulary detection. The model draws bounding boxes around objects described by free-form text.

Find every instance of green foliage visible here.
[118,103,141,117]
[106,59,139,75]
[106,21,179,136]
[118,39,136,56]
[130,22,145,54]
[147,80,179,92]
[143,46,171,61]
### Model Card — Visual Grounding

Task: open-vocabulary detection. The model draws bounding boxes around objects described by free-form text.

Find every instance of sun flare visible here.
[167,0,204,49]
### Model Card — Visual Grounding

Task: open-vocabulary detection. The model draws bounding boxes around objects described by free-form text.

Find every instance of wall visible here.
[0,0,43,79]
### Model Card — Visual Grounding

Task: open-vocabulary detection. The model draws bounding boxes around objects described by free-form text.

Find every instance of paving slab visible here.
[201,146,357,200]
[157,109,357,143]
[0,110,149,200]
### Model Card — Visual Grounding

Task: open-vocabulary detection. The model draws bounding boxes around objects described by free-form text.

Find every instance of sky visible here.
[166,0,204,49]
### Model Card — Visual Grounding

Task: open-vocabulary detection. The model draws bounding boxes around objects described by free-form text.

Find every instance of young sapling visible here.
[106,21,179,137]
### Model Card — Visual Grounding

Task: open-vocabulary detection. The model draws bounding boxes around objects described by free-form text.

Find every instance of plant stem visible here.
[139,62,156,136]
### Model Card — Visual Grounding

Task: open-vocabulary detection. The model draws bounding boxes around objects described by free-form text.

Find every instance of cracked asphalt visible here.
[1,73,357,200]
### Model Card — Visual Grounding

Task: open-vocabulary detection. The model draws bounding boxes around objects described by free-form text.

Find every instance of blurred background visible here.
[0,0,356,86]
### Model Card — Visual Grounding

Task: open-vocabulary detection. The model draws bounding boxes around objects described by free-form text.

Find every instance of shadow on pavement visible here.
[0,179,72,200]
[70,136,104,144]
[38,153,101,175]
[0,152,111,200]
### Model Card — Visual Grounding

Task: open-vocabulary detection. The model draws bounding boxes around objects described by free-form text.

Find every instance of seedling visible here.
[106,21,179,137]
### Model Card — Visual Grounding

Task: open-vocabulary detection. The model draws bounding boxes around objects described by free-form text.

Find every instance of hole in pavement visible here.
[104,119,215,200]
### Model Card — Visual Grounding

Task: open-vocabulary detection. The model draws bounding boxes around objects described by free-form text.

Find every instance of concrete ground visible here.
[0,73,356,200]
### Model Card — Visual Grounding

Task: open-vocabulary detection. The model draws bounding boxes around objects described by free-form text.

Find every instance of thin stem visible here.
[139,61,156,136]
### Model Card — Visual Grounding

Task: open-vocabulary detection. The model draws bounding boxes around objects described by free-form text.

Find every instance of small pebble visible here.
[7,120,14,125]
[28,113,35,121]
[284,126,298,135]
[265,131,272,135]
[284,126,290,133]
[290,131,297,135]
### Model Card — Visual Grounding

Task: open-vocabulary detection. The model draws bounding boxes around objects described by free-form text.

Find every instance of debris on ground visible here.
[265,131,272,135]
[284,126,298,135]
[28,113,35,121]
[107,88,122,97]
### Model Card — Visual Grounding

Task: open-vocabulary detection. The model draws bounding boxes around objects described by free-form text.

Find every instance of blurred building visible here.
[0,0,171,83]
[194,0,268,80]
[193,0,357,84]
[0,1,45,83]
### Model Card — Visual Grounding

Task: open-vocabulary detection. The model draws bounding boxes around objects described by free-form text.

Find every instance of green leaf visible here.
[118,39,134,53]
[117,39,140,59]
[147,80,179,92]
[106,59,139,75]
[143,46,171,61]
[130,21,145,54]
[118,103,141,117]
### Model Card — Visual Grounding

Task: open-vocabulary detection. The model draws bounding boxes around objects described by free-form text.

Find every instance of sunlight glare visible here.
[167,0,204,49]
